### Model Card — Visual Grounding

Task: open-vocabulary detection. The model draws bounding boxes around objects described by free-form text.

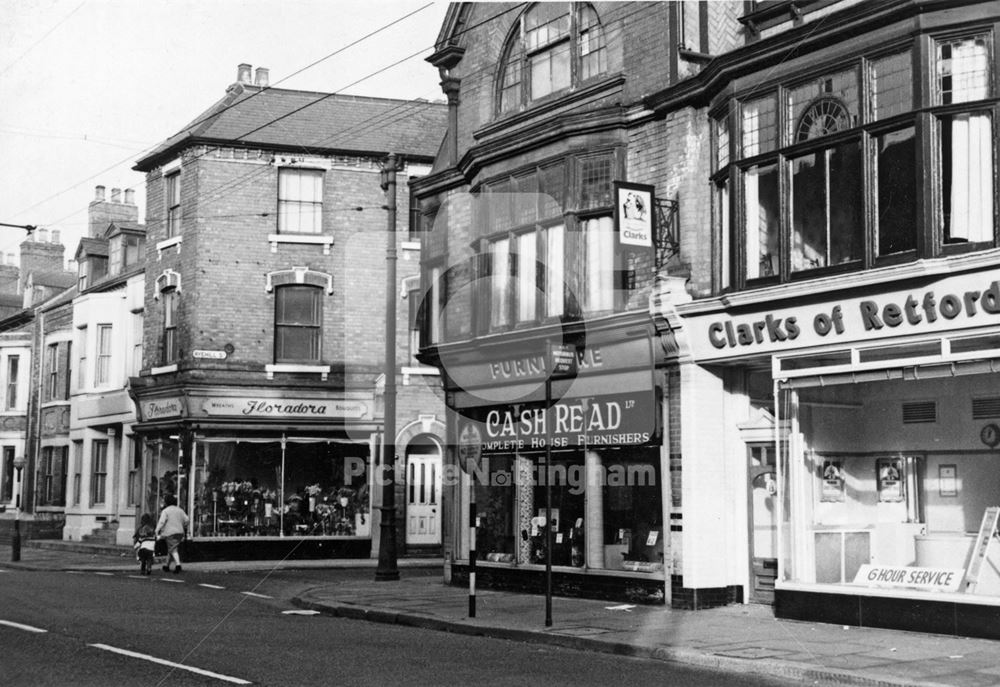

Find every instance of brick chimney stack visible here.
[89,183,138,238]
[18,230,65,293]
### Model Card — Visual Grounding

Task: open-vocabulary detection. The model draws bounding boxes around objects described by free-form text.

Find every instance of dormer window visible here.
[108,232,145,277]
[497,3,607,115]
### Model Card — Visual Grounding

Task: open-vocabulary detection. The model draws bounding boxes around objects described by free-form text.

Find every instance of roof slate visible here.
[135,83,447,171]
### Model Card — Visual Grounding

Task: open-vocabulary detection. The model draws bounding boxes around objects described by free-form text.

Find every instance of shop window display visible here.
[778,372,1000,599]
[530,454,585,567]
[475,454,516,561]
[192,441,370,538]
[601,449,663,572]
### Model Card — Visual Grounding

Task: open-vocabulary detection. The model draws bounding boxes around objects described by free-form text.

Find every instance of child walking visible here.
[133,513,156,575]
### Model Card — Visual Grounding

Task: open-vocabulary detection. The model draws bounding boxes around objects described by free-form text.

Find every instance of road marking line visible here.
[0,619,48,633]
[127,575,148,579]
[159,578,184,583]
[94,572,113,576]
[199,583,225,590]
[282,610,319,615]
[88,644,251,685]
[241,592,272,599]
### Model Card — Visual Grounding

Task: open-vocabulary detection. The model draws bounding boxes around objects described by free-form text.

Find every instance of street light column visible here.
[11,454,26,562]
[375,152,401,582]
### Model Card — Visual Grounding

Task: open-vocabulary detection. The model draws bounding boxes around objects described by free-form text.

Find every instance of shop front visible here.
[444,323,670,603]
[678,264,1000,637]
[134,389,378,561]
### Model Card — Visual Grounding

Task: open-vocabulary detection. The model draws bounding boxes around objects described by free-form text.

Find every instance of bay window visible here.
[717,34,997,293]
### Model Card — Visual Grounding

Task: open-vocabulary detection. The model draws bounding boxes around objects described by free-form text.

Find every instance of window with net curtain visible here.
[937,35,993,244]
[497,3,607,114]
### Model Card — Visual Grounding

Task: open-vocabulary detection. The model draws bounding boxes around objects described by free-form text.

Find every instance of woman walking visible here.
[156,494,189,573]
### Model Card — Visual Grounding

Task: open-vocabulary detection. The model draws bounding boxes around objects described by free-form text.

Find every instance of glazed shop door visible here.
[748,442,778,604]
[405,444,441,546]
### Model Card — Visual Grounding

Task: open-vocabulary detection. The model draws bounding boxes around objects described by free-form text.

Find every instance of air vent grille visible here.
[973,397,1000,420]
[902,401,937,424]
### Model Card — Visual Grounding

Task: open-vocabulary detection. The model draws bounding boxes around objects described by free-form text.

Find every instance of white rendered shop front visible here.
[673,266,1000,634]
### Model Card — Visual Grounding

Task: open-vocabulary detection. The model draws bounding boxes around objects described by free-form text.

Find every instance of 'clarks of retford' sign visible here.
[199,397,370,419]
[686,271,1000,361]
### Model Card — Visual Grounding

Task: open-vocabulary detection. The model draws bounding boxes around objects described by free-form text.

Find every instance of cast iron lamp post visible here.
[11,454,26,562]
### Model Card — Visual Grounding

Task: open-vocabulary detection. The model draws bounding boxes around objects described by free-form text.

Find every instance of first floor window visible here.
[876,127,917,256]
[489,238,511,329]
[166,171,181,238]
[790,141,863,272]
[163,289,178,363]
[91,441,108,506]
[582,216,614,312]
[942,112,994,243]
[96,325,113,386]
[275,285,321,362]
[78,326,88,388]
[743,163,780,280]
[5,355,18,410]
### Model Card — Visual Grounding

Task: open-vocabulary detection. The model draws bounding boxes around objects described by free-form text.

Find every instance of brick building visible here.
[644,0,1000,637]
[412,2,745,605]
[129,64,448,560]
[418,0,1000,635]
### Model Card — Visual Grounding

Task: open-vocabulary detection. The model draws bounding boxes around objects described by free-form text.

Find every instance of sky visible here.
[0,0,451,266]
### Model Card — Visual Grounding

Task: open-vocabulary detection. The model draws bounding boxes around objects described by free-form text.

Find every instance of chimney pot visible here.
[95,185,106,201]
[38,228,49,243]
[6,253,14,266]
[237,63,252,84]
[51,229,61,245]
[124,188,135,205]
[110,187,121,203]
[254,67,269,88]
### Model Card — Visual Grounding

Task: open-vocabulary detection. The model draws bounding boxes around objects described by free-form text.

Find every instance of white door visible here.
[405,449,441,546]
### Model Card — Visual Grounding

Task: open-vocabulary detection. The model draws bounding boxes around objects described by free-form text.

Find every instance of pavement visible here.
[5,541,1000,687]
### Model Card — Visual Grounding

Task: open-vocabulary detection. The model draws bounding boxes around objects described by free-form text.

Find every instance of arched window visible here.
[274,285,322,363]
[497,3,607,115]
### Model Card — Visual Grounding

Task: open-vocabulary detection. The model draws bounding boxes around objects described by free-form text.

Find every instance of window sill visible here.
[268,234,334,255]
[156,235,183,258]
[150,364,178,376]
[265,363,329,381]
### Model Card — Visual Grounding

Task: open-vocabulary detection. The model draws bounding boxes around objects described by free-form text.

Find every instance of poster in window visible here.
[877,457,904,502]
[820,460,845,502]
[939,464,958,497]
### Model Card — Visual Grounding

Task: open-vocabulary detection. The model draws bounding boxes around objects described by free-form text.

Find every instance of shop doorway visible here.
[404,440,441,546]
[748,442,778,603]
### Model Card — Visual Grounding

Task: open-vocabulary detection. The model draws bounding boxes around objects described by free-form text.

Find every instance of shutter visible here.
[972,397,1000,419]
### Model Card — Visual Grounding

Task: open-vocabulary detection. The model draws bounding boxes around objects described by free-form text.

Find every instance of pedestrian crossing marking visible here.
[200,583,226,589]
[241,591,272,599]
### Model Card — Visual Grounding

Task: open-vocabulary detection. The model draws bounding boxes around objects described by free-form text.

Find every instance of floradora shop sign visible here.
[686,271,1000,361]
[198,397,370,419]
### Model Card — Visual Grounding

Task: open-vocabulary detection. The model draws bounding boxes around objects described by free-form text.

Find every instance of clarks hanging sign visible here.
[685,271,1000,361]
